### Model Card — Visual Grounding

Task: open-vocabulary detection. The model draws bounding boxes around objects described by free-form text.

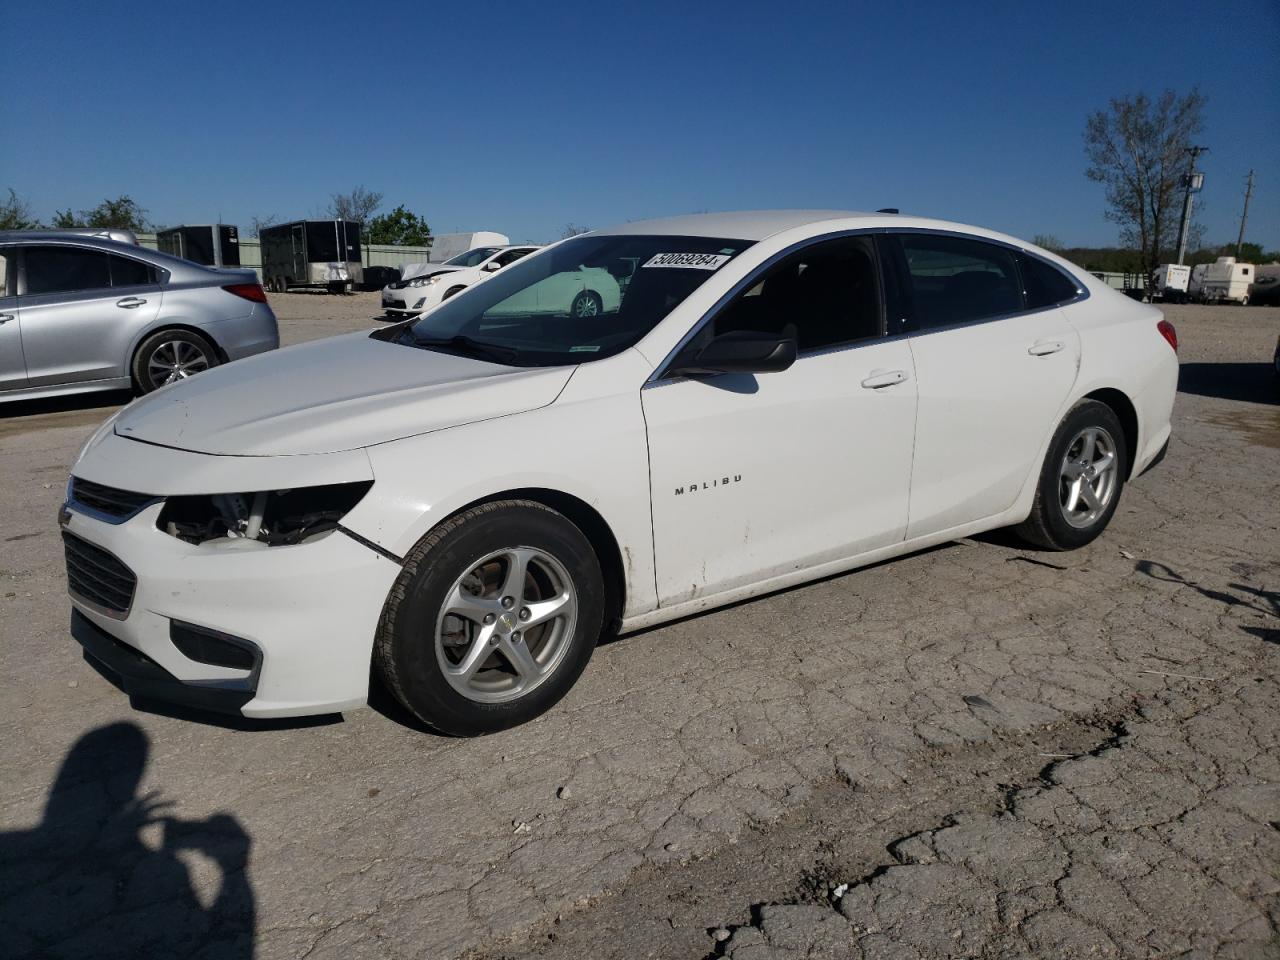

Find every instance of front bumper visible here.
[72,609,256,715]
[61,501,401,719]
[381,281,449,316]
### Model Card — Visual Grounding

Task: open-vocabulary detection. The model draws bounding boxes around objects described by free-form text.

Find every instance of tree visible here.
[49,196,148,231]
[249,214,279,238]
[1032,234,1063,253]
[560,223,590,239]
[328,186,383,228]
[1083,88,1207,287]
[367,205,432,246]
[0,189,40,229]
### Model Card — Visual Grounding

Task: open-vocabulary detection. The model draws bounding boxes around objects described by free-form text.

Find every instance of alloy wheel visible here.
[434,547,578,703]
[1058,426,1119,529]
[147,340,210,385]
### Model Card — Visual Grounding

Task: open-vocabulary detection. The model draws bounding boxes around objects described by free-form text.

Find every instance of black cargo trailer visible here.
[259,220,363,293]
[156,224,241,267]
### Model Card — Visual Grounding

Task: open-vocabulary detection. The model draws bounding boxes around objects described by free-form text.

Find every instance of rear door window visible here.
[23,246,112,295]
[895,234,1022,329]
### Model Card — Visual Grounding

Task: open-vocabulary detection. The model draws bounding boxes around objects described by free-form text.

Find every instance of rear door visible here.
[18,244,162,387]
[885,233,1081,538]
[0,247,25,390]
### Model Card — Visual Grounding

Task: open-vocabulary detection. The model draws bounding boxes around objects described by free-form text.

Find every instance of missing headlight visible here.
[157,481,373,546]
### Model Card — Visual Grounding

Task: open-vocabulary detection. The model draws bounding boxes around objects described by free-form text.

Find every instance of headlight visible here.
[156,481,372,546]
[409,274,442,288]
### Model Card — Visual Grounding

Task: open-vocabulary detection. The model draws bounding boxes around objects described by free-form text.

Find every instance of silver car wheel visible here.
[1059,426,1119,529]
[572,292,600,318]
[148,340,211,385]
[434,547,578,704]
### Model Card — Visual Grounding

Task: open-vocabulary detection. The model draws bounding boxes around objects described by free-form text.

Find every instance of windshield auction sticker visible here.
[642,252,731,270]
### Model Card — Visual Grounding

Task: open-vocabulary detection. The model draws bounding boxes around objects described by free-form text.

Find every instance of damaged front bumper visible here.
[63,433,402,719]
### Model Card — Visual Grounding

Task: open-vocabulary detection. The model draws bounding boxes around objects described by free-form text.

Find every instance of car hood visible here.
[397,264,461,285]
[113,331,574,456]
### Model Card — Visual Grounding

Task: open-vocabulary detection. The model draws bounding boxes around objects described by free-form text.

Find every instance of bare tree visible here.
[1084,89,1207,286]
[560,223,590,239]
[250,214,280,238]
[1032,234,1063,253]
[328,186,383,228]
[0,188,40,229]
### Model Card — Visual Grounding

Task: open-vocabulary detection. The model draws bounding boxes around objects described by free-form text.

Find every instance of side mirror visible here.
[482,260,502,272]
[669,330,797,377]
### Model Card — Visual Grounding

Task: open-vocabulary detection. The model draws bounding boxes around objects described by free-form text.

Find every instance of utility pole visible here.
[1235,169,1255,258]
[1175,145,1209,265]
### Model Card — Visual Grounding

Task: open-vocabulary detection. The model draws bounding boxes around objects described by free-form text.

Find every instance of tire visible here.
[570,290,603,318]
[442,285,467,301]
[1015,399,1128,551]
[131,329,220,394]
[374,500,604,736]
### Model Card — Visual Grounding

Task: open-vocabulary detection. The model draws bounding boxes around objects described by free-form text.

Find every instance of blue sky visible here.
[4,0,1277,248]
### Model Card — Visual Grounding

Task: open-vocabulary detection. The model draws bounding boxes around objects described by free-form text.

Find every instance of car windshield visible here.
[392,235,753,366]
[444,247,503,267]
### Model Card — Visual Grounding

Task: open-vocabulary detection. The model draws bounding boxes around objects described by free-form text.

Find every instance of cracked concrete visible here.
[1,298,1277,959]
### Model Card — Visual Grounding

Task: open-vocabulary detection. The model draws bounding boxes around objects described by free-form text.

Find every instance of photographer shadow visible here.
[0,722,255,959]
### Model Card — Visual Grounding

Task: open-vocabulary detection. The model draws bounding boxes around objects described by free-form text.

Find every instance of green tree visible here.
[367,205,432,246]
[1083,88,1207,287]
[57,195,150,231]
[0,188,41,229]
[1032,234,1063,253]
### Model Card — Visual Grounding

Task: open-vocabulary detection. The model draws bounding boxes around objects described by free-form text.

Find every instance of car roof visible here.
[590,209,1026,243]
[0,227,144,245]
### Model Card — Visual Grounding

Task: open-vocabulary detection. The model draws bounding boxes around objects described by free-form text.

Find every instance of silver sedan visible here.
[0,231,279,402]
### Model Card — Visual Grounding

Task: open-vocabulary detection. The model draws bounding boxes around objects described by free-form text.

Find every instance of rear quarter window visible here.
[1018,254,1080,309]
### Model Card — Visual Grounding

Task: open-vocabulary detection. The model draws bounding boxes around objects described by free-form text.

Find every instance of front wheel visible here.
[132,329,219,394]
[374,500,604,735]
[1015,399,1127,551]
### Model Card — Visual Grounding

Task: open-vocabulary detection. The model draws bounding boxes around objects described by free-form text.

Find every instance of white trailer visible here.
[1152,263,1191,302]
[1200,257,1256,305]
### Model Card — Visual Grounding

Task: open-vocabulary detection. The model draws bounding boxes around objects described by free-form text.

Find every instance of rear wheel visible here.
[132,329,219,394]
[1015,399,1127,551]
[570,290,602,318]
[374,500,604,735]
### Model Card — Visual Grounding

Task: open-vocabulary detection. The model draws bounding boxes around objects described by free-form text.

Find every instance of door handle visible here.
[116,297,147,309]
[861,369,910,389]
[1028,340,1065,356]
[0,313,13,324]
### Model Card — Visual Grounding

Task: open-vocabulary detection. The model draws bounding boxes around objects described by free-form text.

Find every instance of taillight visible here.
[222,283,268,304]
[1157,319,1178,352]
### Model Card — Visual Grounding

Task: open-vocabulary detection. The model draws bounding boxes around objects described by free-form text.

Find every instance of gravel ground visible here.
[1,295,1277,959]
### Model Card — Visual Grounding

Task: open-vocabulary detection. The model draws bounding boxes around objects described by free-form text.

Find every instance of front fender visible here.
[341,362,658,618]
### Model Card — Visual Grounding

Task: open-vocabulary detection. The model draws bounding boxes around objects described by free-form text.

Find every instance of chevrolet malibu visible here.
[61,211,1178,735]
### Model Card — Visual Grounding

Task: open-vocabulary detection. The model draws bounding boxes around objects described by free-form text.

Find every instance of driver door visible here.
[642,235,917,606]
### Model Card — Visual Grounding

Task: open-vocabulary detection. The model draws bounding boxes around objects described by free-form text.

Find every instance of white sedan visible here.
[380,245,538,318]
[61,211,1177,735]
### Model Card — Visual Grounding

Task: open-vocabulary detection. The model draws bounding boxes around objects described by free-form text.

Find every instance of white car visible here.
[61,211,1178,735]
[381,245,539,318]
